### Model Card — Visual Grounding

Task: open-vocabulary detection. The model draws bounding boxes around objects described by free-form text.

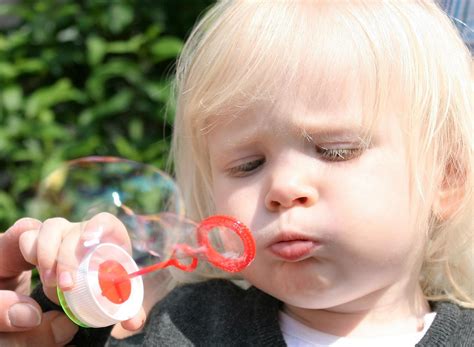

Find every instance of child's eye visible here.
[228,158,265,177]
[315,145,363,162]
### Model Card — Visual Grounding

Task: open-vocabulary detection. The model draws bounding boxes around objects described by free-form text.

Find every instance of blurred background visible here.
[0,0,213,230]
[0,0,472,231]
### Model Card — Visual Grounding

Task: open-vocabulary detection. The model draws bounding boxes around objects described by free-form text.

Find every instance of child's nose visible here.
[264,169,319,212]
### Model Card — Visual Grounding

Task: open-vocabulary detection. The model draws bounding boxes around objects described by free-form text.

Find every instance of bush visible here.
[0,0,213,230]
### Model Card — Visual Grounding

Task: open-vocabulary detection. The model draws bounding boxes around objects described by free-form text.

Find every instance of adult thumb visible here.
[0,291,42,332]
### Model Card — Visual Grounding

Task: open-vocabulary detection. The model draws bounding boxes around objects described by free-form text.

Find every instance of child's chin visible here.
[267,282,333,308]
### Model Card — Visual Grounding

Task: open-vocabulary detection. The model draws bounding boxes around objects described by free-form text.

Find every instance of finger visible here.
[81,212,132,253]
[0,291,42,332]
[54,229,82,296]
[44,225,82,304]
[120,306,146,332]
[37,218,72,288]
[0,218,42,279]
[19,230,39,266]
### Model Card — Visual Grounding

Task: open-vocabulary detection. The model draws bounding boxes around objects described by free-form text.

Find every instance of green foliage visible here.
[0,0,213,231]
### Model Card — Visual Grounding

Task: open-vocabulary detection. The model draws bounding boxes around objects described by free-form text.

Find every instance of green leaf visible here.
[25,79,85,118]
[10,168,38,195]
[0,59,46,81]
[15,58,47,75]
[86,60,142,100]
[87,36,107,66]
[143,139,170,163]
[38,123,69,141]
[38,109,54,123]
[63,135,101,158]
[0,62,17,79]
[107,34,145,54]
[150,36,183,63]
[143,24,162,41]
[0,35,7,51]
[0,191,19,227]
[106,4,134,34]
[55,3,80,20]
[0,127,13,153]
[113,135,141,160]
[57,26,79,42]
[78,89,134,125]
[129,118,143,141]
[3,28,30,50]
[143,81,171,103]
[2,85,23,112]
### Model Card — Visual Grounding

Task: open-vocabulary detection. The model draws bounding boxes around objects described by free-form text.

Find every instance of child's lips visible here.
[269,239,319,261]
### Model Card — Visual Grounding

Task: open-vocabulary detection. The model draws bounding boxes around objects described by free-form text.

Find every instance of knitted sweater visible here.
[32,279,473,346]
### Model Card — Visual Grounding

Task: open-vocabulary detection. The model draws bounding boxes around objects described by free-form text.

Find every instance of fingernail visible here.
[8,303,41,328]
[82,225,104,240]
[51,314,79,345]
[81,226,104,247]
[59,271,74,289]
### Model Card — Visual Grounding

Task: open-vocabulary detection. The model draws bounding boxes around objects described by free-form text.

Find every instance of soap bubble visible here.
[33,156,255,327]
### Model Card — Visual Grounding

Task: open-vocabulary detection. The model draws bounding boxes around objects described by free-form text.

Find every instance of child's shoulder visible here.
[418,301,473,346]
[141,279,285,346]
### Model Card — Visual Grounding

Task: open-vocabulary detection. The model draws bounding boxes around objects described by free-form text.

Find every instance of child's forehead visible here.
[199,28,372,123]
[203,60,380,135]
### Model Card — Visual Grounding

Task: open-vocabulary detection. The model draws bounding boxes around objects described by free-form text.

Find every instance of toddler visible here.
[4,1,474,346]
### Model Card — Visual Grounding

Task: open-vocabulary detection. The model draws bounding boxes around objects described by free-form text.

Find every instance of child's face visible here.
[207,90,426,310]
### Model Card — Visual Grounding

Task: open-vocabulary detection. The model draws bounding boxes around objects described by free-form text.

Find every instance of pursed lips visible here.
[267,232,320,261]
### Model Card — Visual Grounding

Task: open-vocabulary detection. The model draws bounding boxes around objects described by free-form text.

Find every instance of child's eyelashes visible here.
[224,144,364,177]
[227,158,265,177]
[315,145,364,162]
[303,131,369,162]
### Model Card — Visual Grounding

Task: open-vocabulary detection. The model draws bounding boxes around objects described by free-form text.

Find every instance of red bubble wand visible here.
[97,215,255,304]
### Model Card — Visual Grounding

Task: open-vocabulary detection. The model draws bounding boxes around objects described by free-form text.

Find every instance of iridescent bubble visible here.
[33,156,255,328]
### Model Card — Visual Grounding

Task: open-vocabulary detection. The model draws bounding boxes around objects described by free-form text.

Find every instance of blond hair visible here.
[171,0,473,307]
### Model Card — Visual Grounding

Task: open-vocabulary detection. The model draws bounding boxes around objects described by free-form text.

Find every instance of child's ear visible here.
[433,187,464,220]
[432,161,465,220]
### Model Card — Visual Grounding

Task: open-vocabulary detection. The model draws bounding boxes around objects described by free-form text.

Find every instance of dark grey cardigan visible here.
[32,279,473,346]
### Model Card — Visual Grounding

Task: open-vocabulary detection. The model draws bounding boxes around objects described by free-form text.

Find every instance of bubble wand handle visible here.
[126,245,199,280]
[124,215,256,280]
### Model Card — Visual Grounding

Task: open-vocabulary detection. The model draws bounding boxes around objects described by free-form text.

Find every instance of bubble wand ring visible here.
[197,215,255,272]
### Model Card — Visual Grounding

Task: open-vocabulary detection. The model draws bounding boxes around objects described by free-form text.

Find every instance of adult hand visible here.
[0,218,78,346]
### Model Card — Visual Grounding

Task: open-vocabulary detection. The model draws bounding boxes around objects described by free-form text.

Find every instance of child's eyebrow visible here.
[289,112,369,139]
[214,121,367,155]
[299,127,368,142]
